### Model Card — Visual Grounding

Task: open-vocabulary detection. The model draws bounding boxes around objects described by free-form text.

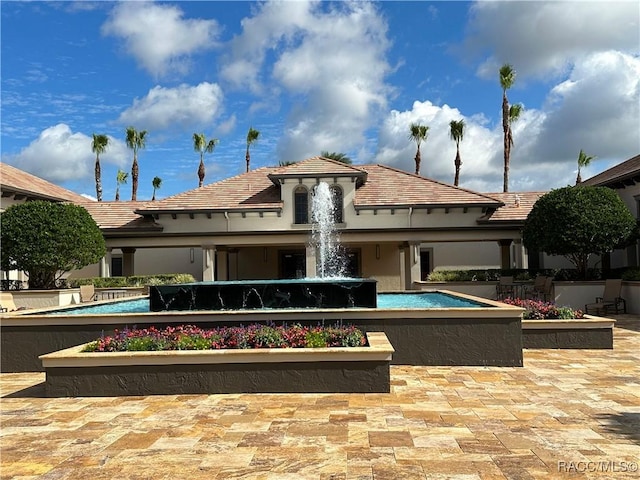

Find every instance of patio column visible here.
[121,248,136,277]
[305,245,317,278]
[216,248,228,281]
[404,242,421,290]
[99,249,112,278]
[202,245,216,281]
[498,240,512,270]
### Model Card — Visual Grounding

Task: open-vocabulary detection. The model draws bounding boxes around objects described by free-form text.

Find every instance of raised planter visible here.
[39,332,394,397]
[522,315,615,349]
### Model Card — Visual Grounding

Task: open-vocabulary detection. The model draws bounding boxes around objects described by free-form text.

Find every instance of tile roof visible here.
[79,201,162,232]
[354,164,503,209]
[581,153,640,187]
[480,192,546,223]
[0,162,89,204]
[268,156,367,182]
[136,167,282,214]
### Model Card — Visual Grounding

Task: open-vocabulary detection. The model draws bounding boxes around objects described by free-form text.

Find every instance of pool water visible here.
[44,292,488,315]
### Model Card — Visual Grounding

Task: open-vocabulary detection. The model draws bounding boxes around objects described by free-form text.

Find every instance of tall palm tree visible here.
[115,169,128,201]
[499,63,516,192]
[125,126,148,201]
[408,123,429,175]
[91,134,109,202]
[449,120,465,186]
[245,127,260,172]
[193,133,219,187]
[576,149,596,184]
[151,176,162,201]
[320,151,352,164]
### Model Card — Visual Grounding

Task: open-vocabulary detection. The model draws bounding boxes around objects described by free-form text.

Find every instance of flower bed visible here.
[83,323,366,352]
[40,329,393,397]
[502,298,614,349]
[502,298,584,319]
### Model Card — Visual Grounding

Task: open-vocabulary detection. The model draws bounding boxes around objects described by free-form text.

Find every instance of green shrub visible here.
[622,268,640,281]
[67,273,196,289]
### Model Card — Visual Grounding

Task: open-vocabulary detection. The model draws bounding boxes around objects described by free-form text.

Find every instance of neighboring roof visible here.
[80,201,163,233]
[582,154,640,188]
[354,164,503,209]
[136,167,283,214]
[268,156,367,185]
[480,192,546,223]
[0,162,89,204]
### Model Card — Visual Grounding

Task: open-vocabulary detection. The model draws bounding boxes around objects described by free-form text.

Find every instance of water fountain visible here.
[149,182,377,311]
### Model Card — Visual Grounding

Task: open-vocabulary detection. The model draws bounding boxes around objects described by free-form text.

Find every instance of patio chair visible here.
[524,275,548,300]
[80,284,97,303]
[584,279,626,315]
[496,276,515,300]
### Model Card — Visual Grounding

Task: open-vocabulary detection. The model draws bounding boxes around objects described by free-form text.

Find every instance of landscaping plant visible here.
[502,298,584,320]
[83,323,367,352]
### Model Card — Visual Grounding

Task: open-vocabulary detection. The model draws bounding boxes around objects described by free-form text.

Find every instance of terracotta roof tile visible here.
[79,201,162,231]
[582,154,640,187]
[480,192,546,223]
[269,156,366,178]
[136,167,282,213]
[354,165,503,208]
[0,162,89,204]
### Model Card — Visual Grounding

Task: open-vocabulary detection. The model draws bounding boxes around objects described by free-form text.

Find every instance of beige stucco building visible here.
[3,155,637,290]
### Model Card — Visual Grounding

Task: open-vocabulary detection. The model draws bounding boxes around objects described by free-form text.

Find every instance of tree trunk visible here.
[115,186,120,201]
[245,148,251,173]
[95,156,102,202]
[198,158,205,188]
[502,93,510,193]
[414,149,421,175]
[453,145,461,186]
[131,156,138,201]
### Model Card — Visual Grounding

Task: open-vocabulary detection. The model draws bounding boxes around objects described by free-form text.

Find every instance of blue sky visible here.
[2,1,639,201]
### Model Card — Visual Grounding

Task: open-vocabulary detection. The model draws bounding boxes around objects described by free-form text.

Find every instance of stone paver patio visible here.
[1,316,639,479]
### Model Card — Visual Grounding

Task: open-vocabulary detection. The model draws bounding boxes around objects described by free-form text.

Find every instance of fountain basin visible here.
[149,278,378,311]
[39,332,393,397]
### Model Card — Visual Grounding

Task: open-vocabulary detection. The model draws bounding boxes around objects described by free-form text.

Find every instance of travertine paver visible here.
[1,316,639,479]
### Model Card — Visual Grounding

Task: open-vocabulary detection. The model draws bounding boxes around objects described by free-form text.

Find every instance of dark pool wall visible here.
[149,279,378,311]
[2,314,523,372]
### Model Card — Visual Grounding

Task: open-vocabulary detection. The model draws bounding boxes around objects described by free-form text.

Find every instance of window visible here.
[294,186,309,224]
[330,185,344,223]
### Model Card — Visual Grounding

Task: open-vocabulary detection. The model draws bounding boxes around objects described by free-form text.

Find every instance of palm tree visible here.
[245,127,260,172]
[91,134,109,202]
[576,149,596,184]
[320,151,352,164]
[151,176,162,201]
[125,126,148,201]
[449,120,465,186]
[115,169,128,201]
[499,63,516,192]
[193,133,219,187]
[408,123,429,175]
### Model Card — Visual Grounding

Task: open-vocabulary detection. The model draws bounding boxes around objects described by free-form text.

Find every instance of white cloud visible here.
[375,100,503,191]
[2,124,129,183]
[222,0,392,162]
[102,1,219,78]
[117,82,224,132]
[463,1,639,80]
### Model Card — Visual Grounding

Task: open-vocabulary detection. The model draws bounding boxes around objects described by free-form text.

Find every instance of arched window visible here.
[294,185,309,224]
[330,185,343,223]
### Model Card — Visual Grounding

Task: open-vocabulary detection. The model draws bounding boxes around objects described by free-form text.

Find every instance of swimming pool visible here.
[43,292,489,315]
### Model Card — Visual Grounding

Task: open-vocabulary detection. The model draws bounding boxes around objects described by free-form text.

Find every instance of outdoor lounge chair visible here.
[584,279,626,315]
[80,284,97,302]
